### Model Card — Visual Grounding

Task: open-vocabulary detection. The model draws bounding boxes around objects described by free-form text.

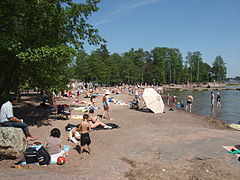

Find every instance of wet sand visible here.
[1,92,240,180]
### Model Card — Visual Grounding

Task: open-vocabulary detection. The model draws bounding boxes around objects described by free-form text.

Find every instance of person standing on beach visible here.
[216,92,221,108]
[0,96,36,141]
[211,92,215,108]
[185,95,193,112]
[102,90,112,120]
[79,114,91,154]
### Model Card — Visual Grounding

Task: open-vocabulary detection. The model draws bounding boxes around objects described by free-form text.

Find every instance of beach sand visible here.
[1,92,240,180]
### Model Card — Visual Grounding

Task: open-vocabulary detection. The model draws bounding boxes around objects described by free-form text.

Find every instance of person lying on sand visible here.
[88,109,112,129]
[68,126,81,144]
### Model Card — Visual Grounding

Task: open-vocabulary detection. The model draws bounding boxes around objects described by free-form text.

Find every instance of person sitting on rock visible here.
[0,95,36,141]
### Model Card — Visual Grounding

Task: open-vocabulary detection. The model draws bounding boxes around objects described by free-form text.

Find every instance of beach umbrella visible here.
[142,88,165,113]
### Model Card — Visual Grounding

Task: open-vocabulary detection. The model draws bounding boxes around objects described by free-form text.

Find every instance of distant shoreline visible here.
[162,83,240,91]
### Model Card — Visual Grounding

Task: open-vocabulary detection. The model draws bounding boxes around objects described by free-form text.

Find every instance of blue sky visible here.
[83,0,240,77]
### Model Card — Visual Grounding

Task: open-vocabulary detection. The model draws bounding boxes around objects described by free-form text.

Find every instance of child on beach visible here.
[79,114,92,154]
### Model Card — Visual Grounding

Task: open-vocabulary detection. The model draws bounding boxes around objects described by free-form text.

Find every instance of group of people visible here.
[0,93,114,167]
[211,92,221,108]
[167,90,221,113]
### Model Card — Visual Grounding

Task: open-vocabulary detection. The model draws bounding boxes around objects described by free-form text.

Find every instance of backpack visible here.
[36,146,51,165]
[25,147,37,164]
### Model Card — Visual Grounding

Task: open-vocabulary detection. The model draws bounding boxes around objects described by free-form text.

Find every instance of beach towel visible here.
[222,145,240,161]
[20,145,70,165]
[70,115,83,120]
[92,123,119,131]
[74,106,99,112]
[228,124,240,130]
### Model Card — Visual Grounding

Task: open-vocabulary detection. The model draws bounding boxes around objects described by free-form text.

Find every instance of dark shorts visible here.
[187,101,192,104]
[81,133,91,146]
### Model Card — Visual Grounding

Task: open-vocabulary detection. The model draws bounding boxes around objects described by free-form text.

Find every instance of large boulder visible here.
[0,127,27,158]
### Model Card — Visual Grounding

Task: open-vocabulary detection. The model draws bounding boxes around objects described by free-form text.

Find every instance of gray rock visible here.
[0,127,27,158]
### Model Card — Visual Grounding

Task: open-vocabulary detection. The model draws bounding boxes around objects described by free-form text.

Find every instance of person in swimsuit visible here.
[185,95,193,112]
[79,114,91,154]
[216,92,221,108]
[102,90,112,120]
[211,92,215,108]
[88,109,112,129]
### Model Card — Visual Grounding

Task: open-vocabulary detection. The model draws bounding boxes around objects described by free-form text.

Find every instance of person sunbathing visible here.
[88,109,112,129]
[68,126,81,144]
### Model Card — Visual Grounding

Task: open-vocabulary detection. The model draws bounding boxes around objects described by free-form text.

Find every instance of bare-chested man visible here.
[79,114,91,154]
[186,95,193,112]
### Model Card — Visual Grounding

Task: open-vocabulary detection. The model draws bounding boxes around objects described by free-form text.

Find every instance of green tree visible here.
[151,47,167,84]
[143,51,156,85]
[0,0,104,101]
[186,51,203,82]
[212,56,227,82]
[108,53,123,85]
[151,47,183,84]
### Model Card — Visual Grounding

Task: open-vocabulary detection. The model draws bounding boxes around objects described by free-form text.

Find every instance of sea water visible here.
[167,88,240,124]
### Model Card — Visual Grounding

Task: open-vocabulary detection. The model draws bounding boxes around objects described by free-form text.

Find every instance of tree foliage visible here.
[212,56,227,82]
[0,0,104,101]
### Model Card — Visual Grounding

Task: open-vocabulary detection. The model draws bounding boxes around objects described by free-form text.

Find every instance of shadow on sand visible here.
[13,93,69,127]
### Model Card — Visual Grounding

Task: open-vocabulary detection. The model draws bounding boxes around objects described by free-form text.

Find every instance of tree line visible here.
[72,45,227,85]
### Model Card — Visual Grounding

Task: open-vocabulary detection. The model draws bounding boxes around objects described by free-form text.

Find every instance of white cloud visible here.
[127,0,162,10]
[96,0,162,26]
[94,20,109,27]
[109,0,162,15]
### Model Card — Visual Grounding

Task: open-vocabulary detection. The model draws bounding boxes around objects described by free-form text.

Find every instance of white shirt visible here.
[0,101,13,123]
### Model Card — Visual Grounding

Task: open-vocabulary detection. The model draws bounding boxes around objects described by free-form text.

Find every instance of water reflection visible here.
[210,106,214,116]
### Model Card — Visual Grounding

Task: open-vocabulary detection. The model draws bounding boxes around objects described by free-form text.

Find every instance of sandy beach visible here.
[1,91,240,180]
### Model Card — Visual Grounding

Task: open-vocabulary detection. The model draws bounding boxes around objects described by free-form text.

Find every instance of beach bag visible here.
[25,147,37,164]
[36,146,51,165]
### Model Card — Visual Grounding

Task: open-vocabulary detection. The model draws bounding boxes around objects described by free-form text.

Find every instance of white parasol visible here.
[142,88,165,113]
